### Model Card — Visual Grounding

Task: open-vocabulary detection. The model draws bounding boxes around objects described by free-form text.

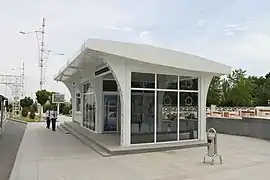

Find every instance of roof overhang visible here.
[54,39,232,82]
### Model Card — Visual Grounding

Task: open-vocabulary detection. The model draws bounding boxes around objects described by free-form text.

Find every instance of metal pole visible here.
[39,18,45,90]
[57,103,60,115]
[0,96,3,129]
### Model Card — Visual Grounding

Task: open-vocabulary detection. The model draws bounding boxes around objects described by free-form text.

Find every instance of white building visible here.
[55,39,231,149]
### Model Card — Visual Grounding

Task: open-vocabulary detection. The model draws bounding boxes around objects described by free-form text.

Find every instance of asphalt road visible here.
[0,120,26,180]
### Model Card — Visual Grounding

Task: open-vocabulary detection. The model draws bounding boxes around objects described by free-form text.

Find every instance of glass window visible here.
[103,80,118,92]
[88,93,95,131]
[179,92,198,140]
[83,93,95,131]
[157,74,178,90]
[76,93,81,111]
[131,90,155,144]
[83,94,88,127]
[83,82,93,93]
[179,76,198,90]
[131,72,155,89]
[156,91,178,142]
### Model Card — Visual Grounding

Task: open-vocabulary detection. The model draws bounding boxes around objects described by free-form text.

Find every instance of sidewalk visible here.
[9,119,100,180]
[9,116,270,180]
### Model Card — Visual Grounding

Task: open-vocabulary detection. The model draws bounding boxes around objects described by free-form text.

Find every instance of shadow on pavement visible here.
[0,120,26,180]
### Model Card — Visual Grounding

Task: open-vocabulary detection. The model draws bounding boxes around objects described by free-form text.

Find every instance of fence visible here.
[207,116,270,140]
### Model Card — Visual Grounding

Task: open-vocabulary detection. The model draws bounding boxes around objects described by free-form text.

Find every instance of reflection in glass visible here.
[157,74,177,89]
[179,76,198,90]
[76,93,81,111]
[156,91,178,142]
[83,92,96,131]
[131,90,155,144]
[88,94,95,131]
[83,82,93,93]
[104,95,118,131]
[179,92,198,140]
[83,94,88,127]
[131,72,155,89]
[103,80,117,92]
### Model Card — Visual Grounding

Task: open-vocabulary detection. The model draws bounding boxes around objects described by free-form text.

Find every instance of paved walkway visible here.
[9,117,270,180]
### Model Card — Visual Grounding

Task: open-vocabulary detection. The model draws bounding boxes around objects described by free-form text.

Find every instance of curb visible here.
[8,118,28,124]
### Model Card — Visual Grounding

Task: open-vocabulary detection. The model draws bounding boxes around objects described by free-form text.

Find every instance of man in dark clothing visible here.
[50,109,57,131]
[45,110,51,129]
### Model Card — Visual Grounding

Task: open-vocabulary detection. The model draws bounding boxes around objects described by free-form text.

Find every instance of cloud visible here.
[224,29,235,36]
[197,20,206,27]
[231,32,270,61]
[101,26,133,32]
[135,31,156,45]
[139,31,150,37]
[223,23,248,36]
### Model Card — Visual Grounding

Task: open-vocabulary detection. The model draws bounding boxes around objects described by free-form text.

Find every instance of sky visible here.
[0,0,270,100]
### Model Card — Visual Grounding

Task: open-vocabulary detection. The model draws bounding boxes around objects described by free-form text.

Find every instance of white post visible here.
[57,103,60,115]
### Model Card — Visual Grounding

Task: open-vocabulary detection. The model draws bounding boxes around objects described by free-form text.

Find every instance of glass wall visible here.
[131,72,199,144]
[83,82,96,131]
[131,90,155,144]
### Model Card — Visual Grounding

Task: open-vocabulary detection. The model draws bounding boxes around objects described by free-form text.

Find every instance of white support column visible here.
[63,81,76,122]
[121,72,131,147]
[199,75,213,142]
[105,56,130,147]
[93,77,103,133]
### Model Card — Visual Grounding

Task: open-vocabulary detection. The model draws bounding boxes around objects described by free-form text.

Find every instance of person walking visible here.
[50,108,58,131]
[45,109,51,129]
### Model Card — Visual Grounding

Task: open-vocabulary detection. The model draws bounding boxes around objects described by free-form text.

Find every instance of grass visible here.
[9,113,44,122]
[21,116,43,122]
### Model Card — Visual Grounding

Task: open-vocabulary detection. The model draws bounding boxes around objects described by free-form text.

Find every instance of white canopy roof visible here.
[55,38,231,81]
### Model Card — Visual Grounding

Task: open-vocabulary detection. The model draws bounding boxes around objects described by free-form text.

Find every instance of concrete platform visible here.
[9,118,270,180]
[61,121,206,156]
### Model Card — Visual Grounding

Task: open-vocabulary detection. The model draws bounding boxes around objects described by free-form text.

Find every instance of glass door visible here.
[104,94,119,132]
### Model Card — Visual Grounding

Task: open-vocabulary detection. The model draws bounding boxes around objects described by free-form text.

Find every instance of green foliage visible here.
[36,90,51,106]
[7,103,12,112]
[62,103,72,115]
[32,102,38,112]
[207,76,221,106]
[21,108,28,117]
[29,110,35,119]
[43,103,56,112]
[20,97,34,109]
[207,69,270,107]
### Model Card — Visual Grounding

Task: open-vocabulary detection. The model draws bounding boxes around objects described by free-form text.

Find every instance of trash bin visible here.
[203,128,222,165]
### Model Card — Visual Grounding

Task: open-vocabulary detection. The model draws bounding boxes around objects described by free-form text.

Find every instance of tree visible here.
[7,103,12,112]
[20,97,34,109]
[207,76,222,106]
[32,102,38,112]
[36,90,51,106]
[62,103,72,115]
[255,78,270,106]
[265,72,270,79]
[206,69,270,107]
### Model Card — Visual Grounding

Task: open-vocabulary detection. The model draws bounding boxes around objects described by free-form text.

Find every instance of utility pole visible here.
[19,17,63,90]
[39,18,45,90]
[21,60,25,97]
